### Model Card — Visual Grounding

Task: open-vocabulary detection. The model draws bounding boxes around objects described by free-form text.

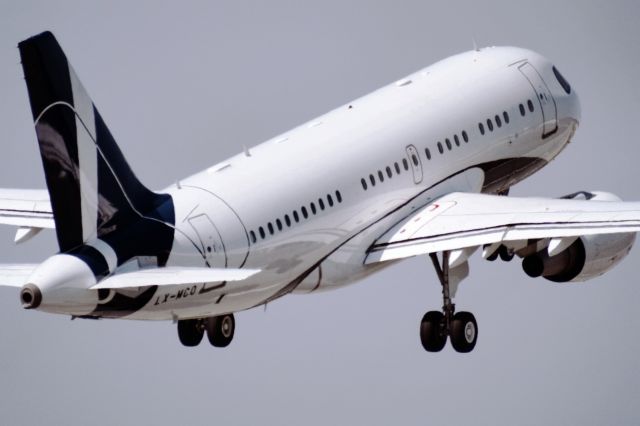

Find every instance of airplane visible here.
[1,31,639,353]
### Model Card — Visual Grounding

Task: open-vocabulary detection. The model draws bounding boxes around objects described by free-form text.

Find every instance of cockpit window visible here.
[552,66,571,94]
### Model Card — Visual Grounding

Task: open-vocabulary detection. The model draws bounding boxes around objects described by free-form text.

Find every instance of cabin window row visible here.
[249,190,343,243]
[478,110,512,135]
[360,158,410,190]
[431,130,469,156]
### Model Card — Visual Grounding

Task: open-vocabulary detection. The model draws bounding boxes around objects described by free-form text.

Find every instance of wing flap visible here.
[366,192,640,264]
[91,267,260,290]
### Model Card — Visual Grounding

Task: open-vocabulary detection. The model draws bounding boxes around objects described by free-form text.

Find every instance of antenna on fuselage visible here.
[472,37,479,52]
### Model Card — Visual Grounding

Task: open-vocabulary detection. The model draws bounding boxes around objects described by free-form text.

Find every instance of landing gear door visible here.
[518,62,558,139]
[187,213,227,268]
[405,144,423,184]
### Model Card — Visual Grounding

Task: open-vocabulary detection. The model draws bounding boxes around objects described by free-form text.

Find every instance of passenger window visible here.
[318,198,325,210]
[527,99,534,112]
[403,158,409,170]
[276,219,282,231]
[310,203,316,215]
[503,111,509,124]
[495,115,501,127]
[301,206,308,219]
[412,154,419,166]
[259,226,265,239]
[378,170,384,182]
[478,122,485,135]
[250,230,257,244]
[293,210,299,222]
[454,135,460,146]
[425,148,431,160]
[486,119,493,131]
[445,138,452,150]
[369,174,376,186]
[386,166,392,178]
[285,214,291,227]
[437,142,444,154]
[394,162,401,174]
[462,130,469,142]
[327,194,334,207]
[519,103,525,116]
[268,222,274,235]
[335,190,342,203]
[361,178,367,190]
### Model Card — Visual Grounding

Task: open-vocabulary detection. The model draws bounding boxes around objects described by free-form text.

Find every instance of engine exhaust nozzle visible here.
[20,284,42,309]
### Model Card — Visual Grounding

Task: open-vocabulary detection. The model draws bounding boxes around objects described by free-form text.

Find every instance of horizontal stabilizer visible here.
[0,189,54,229]
[90,267,260,290]
[0,264,39,287]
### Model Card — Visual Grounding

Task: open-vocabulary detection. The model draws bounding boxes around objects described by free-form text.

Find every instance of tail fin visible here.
[18,32,172,253]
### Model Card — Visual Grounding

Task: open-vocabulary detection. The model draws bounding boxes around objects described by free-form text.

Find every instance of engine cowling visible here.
[521,191,636,283]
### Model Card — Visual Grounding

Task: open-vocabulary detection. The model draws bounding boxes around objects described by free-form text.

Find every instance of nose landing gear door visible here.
[519,62,558,139]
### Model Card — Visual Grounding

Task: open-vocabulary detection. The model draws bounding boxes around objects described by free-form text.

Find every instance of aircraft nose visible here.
[568,87,581,124]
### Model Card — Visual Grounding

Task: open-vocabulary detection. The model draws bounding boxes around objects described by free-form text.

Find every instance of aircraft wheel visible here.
[177,319,204,347]
[499,246,514,262]
[206,314,235,347]
[420,311,446,352]
[450,311,477,353]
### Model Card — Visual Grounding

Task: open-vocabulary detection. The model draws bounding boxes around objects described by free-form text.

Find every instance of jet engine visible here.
[521,191,636,283]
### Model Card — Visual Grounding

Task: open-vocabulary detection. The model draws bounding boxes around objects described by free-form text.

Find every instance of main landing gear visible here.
[420,252,478,353]
[177,313,235,348]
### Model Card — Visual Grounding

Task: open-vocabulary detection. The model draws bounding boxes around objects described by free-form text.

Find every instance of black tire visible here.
[450,311,478,353]
[499,246,514,262]
[206,314,235,347]
[420,311,446,352]
[177,319,204,347]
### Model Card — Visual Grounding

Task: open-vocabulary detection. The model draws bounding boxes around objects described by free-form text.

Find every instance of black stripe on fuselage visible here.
[255,156,547,306]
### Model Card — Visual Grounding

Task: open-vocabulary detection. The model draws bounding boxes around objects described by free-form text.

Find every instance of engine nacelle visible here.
[521,191,636,283]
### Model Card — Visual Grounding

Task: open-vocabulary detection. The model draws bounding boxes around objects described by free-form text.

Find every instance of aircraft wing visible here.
[90,267,261,290]
[365,192,640,264]
[0,189,54,229]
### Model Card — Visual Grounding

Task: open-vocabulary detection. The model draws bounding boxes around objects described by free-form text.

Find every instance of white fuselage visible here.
[120,46,581,320]
[39,46,580,320]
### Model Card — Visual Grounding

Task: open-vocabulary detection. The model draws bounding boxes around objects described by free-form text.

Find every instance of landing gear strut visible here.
[420,252,478,353]
[177,313,235,348]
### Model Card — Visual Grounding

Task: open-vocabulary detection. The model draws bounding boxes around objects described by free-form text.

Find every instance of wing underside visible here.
[366,192,640,264]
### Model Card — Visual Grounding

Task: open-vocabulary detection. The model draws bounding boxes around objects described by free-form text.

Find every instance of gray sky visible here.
[0,1,639,425]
